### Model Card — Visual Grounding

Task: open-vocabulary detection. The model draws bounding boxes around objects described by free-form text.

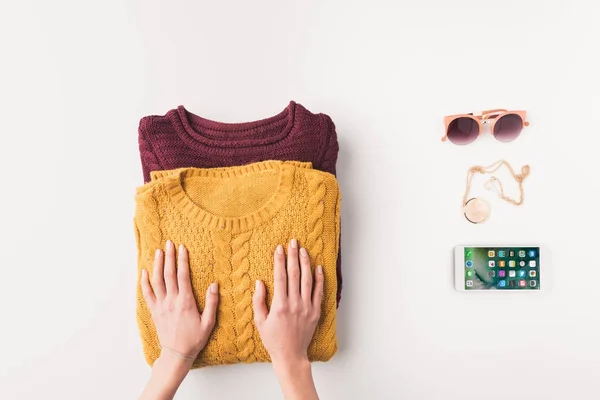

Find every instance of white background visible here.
[1,1,599,399]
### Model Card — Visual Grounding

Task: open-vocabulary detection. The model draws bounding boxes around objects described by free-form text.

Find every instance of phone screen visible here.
[464,247,540,290]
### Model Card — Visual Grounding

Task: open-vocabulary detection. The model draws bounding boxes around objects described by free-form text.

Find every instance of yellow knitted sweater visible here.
[134,160,340,368]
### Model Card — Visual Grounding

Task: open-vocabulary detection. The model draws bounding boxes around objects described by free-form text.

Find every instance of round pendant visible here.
[463,197,490,224]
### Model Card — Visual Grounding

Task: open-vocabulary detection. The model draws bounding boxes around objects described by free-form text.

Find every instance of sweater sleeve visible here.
[138,116,162,183]
[318,114,340,176]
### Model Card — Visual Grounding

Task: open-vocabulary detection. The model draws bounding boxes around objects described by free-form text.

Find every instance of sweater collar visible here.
[160,161,298,234]
[171,102,297,150]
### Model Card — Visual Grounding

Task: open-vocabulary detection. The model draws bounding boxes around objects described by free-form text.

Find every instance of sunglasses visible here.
[442,109,529,145]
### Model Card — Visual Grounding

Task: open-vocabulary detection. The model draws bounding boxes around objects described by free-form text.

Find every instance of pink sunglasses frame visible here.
[442,109,529,143]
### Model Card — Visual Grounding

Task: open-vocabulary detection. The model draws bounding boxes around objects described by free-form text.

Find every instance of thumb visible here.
[252,280,268,325]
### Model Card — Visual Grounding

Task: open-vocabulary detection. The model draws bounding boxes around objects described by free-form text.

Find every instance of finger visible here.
[177,244,192,295]
[140,269,156,309]
[164,240,178,296]
[151,248,166,299]
[287,239,301,303]
[273,244,287,301]
[252,280,268,325]
[312,265,324,318]
[299,247,313,305]
[201,283,219,331]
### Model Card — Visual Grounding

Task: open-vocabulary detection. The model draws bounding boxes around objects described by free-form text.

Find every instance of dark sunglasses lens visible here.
[447,117,479,145]
[493,114,523,142]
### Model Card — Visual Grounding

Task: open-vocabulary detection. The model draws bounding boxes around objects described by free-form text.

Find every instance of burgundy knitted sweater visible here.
[138,101,342,304]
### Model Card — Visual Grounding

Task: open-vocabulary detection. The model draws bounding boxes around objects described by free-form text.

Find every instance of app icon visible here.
[498,270,506,278]
[488,271,496,277]
[528,250,536,257]
[466,280,474,287]
[489,260,495,267]
[509,251,515,257]
[529,260,536,267]
[466,270,474,277]
[498,250,506,257]
[529,270,537,277]
[466,250,473,258]
[519,280,527,287]
[509,260,516,267]
[518,270,526,278]
[519,261,526,267]
[498,280,506,288]
[466,260,473,267]
[499,260,506,267]
[530,280,537,287]
[519,250,526,257]
[509,280,516,287]
[488,251,495,257]
[509,271,516,278]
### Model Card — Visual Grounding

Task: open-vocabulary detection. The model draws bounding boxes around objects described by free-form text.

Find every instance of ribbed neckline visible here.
[172,102,297,149]
[162,161,296,233]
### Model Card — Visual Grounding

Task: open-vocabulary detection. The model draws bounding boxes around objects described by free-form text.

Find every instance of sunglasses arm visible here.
[479,109,508,120]
[481,109,508,115]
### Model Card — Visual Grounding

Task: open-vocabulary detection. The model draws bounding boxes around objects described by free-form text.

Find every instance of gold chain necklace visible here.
[463,160,531,223]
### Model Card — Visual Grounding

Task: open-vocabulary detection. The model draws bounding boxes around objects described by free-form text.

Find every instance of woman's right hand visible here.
[252,238,323,400]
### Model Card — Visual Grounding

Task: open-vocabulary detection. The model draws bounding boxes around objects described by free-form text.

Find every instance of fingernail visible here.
[141,269,147,278]
[290,238,298,248]
[317,265,323,274]
[155,249,161,259]
[166,240,172,250]
[300,248,308,257]
[179,244,185,253]
[255,280,260,290]
[210,282,218,294]
[276,244,284,254]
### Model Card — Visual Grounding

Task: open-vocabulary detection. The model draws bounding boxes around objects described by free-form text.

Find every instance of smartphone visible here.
[455,245,544,291]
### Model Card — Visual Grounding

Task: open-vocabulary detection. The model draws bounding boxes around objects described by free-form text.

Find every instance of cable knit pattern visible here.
[306,176,326,268]
[134,161,339,367]
[138,102,343,306]
[231,231,255,362]
[212,230,239,363]
[305,174,338,360]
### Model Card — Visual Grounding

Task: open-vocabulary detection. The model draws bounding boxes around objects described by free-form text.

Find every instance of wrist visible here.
[153,354,193,387]
[156,352,194,372]
[272,355,311,379]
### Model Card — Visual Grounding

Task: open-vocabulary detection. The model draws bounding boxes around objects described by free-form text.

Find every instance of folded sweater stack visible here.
[134,102,342,368]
